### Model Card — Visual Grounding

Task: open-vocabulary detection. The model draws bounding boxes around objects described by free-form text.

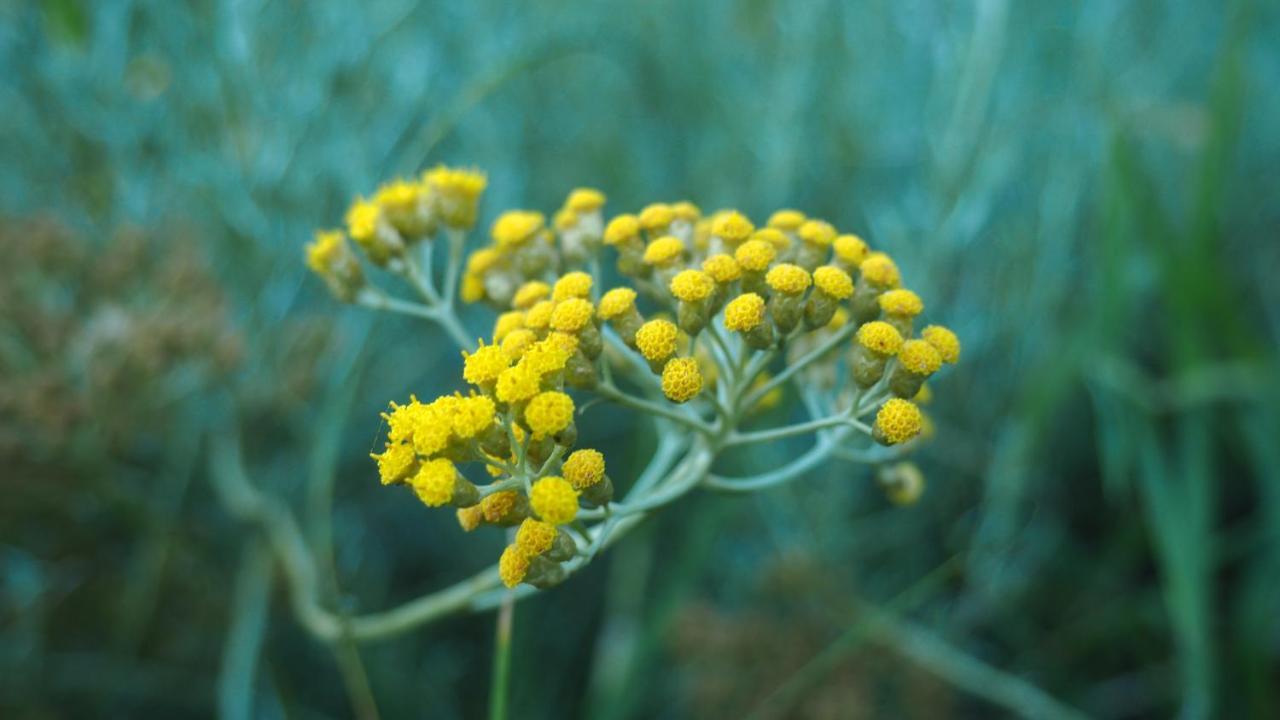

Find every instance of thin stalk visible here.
[726,412,863,446]
[595,382,713,434]
[488,593,515,720]
[745,322,857,408]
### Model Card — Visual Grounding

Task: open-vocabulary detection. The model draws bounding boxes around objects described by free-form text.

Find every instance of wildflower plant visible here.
[304,165,959,621]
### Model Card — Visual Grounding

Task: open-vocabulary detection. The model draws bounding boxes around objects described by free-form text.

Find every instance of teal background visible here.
[2,0,1279,717]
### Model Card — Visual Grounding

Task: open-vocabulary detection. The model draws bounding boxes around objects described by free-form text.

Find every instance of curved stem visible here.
[745,322,857,409]
[594,382,713,435]
[727,413,865,447]
[702,428,851,493]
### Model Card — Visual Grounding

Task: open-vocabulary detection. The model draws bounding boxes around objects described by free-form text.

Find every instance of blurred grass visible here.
[2,0,1280,718]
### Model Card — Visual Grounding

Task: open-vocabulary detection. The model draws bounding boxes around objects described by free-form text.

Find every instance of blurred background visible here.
[2,0,1279,717]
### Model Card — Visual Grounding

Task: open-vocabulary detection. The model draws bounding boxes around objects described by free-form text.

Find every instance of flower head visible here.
[834,234,869,265]
[344,198,382,245]
[661,358,704,403]
[702,254,742,283]
[492,210,545,249]
[493,311,525,342]
[735,239,776,272]
[767,209,806,231]
[423,165,487,228]
[765,263,812,295]
[643,235,685,266]
[921,325,961,364]
[859,253,900,289]
[562,449,605,490]
[874,399,924,445]
[530,476,579,525]
[751,228,791,251]
[523,300,555,330]
[856,321,904,355]
[372,442,417,485]
[598,287,638,320]
[410,458,459,507]
[550,298,594,332]
[501,329,537,361]
[452,394,497,439]
[524,391,575,439]
[798,219,837,247]
[512,281,551,310]
[878,289,924,317]
[897,339,942,376]
[565,188,606,213]
[603,214,641,246]
[670,269,715,303]
[639,203,675,232]
[499,544,532,588]
[712,211,755,244]
[635,319,679,362]
[812,265,854,299]
[724,293,766,332]
[552,271,593,301]
[463,342,509,386]
[495,365,542,404]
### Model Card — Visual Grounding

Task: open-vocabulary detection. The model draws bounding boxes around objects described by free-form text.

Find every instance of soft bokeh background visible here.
[3,0,1279,717]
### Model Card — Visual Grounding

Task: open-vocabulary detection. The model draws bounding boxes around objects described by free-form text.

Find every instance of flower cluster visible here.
[308,165,960,591]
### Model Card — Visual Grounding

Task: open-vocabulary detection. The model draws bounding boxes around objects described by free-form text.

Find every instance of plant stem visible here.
[594,382,713,434]
[489,593,515,720]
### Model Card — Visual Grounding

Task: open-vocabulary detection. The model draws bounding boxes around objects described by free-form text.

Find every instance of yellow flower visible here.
[598,287,638,320]
[371,442,417,485]
[550,298,595,332]
[798,219,836,247]
[422,165,487,228]
[460,273,485,303]
[859,252,900,288]
[764,263,812,295]
[512,281,551,310]
[921,325,961,364]
[466,248,502,275]
[491,210,545,249]
[812,265,854,299]
[410,458,459,507]
[672,201,701,222]
[493,311,525,343]
[525,391,575,439]
[374,178,422,213]
[661,358,703,403]
[767,209,806,231]
[457,505,484,532]
[501,328,538,362]
[639,203,675,232]
[874,399,923,445]
[603,214,641,246]
[856,321,904,355]
[712,210,755,244]
[897,339,942,376]
[878,289,924,317]
[723,293,766,332]
[482,490,520,523]
[634,319,679,362]
[833,234,869,265]
[552,271,594,301]
[515,518,558,556]
[702,254,743,283]
[523,300,555,330]
[463,342,509,386]
[734,239,776,272]
[669,269,715,303]
[643,235,685,266]
[452,394,498,439]
[344,198,382,244]
[306,230,348,274]
[880,462,926,505]
[409,403,453,457]
[530,476,579,525]
[522,337,574,376]
[566,188,606,213]
[499,544,532,588]
[562,449,605,490]
[495,365,542,404]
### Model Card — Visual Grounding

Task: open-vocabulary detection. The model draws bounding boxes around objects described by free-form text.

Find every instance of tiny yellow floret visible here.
[512,281,551,310]
[523,300,555,330]
[499,544,532,588]
[860,253,901,288]
[812,265,854,299]
[603,214,641,246]
[306,230,348,274]
[530,476,579,525]
[457,505,484,532]
[874,399,924,445]
[856,321,904,355]
[495,365,542,404]
[452,395,497,439]
[765,263,812,295]
[524,391,575,439]
[501,329,537,362]
[493,311,525,342]
[552,271,594,301]
[409,458,459,507]
[751,228,791,251]
[491,210,545,249]
[562,449,605,490]
[515,518,558,555]
[634,319,679,362]
[834,234,869,265]
[643,235,685,266]
[734,239,776,272]
[372,442,417,486]
[345,198,381,243]
[723,293,767,332]
[669,269,716,303]
[597,287,638,320]
[466,248,502,275]
[661,358,704,403]
[672,201,701,222]
[878,289,924,317]
[550,298,594,332]
[898,339,943,376]
[702,254,743,283]
[463,342,510,386]
[639,203,675,231]
[566,188,606,213]
[921,325,961,364]
[481,491,520,523]
[712,211,755,244]
[767,209,806,231]
[798,220,837,246]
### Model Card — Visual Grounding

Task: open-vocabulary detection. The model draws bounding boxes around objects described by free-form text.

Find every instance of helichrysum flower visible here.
[457,505,484,532]
[856,321,904,356]
[530,476,579,524]
[372,441,417,485]
[859,253,901,289]
[798,219,837,247]
[552,271,593,301]
[921,325,961,364]
[669,269,715,303]
[423,165,487,229]
[767,209,806,232]
[565,188,606,214]
[712,211,754,245]
[550,298,594,333]
[639,203,675,233]
[493,311,525,342]
[512,281,551,310]
[661,357,704,403]
[672,201,701,223]
[735,239,776,273]
[598,287,638,320]
[562,449,605,490]
[635,319,679,367]
[702,254,743,283]
[496,365,542,404]
[897,339,942,376]
[524,391,575,439]
[833,234,869,268]
[873,398,924,445]
[603,214,642,246]
[499,544,532,588]
[724,293,766,332]
[523,300,555,331]
[812,266,854,300]
[491,210,545,250]
[306,229,364,300]
[643,235,685,267]
[482,490,526,525]
[765,263,812,295]
[410,458,463,507]
[452,394,498,440]
[515,518,558,556]
[463,342,510,387]
[501,329,537,362]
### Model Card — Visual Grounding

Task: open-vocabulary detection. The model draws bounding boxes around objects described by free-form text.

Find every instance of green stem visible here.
[594,382,713,435]
[489,593,515,720]
[744,322,857,408]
